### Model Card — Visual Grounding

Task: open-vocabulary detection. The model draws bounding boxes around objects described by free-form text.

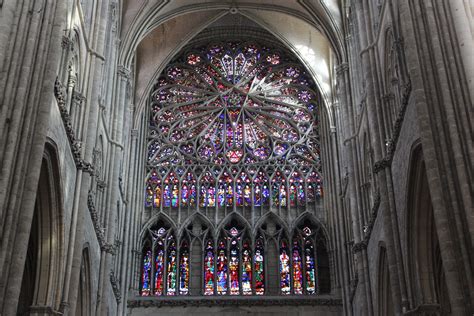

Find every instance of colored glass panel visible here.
[242,240,252,295]
[154,241,165,295]
[146,41,323,210]
[141,249,152,296]
[216,240,228,294]
[229,239,240,295]
[179,241,190,295]
[292,240,303,294]
[166,239,177,295]
[204,240,215,295]
[280,240,291,295]
[305,240,316,294]
[255,238,265,295]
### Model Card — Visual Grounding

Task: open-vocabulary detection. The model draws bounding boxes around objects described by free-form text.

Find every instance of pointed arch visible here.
[376,244,394,316]
[406,144,450,313]
[18,141,65,313]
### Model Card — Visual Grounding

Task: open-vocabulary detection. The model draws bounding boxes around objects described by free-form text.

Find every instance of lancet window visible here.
[139,218,329,297]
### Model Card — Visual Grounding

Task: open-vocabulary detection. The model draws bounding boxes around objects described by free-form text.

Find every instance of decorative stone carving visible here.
[352,191,381,253]
[61,35,74,51]
[54,78,95,175]
[110,270,122,303]
[373,78,412,174]
[117,65,131,79]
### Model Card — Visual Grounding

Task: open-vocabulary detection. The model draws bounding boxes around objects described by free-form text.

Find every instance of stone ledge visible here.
[128,296,342,308]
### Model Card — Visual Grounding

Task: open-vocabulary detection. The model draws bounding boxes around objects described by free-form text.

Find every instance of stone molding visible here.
[127,296,343,308]
[61,35,74,51]
[352,191,381,253]
[117,65,131,79]
[54,78,94,174]
[87,191,117,254]
[110,270,122,303]
[373,79,412,174]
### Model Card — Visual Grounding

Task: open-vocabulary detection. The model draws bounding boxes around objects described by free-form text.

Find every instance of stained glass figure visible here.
[305,239,316,294]
[216,240,228,294]
[179,241,190,295]
[166,238,177,295]
[145,170,161,208]
[241,240,252,295]
[200,172,215,207]
[307,171,322,202]
[229,239,240,295]
[141,249,152,296]
[163,172,179,207]
[218,171,233,207]
[254,171,269,206]
[272,171,287,207]
[204,239,215,295]
[154,241,165,295]
[255,237,265,295]
[292,239,303,294]
[280,240,291,295]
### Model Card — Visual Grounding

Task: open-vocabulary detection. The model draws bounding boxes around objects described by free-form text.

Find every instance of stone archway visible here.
[17,143,64,315]
[407,146,450,314]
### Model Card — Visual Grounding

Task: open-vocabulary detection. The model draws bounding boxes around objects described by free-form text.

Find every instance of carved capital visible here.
[336,62,349,75]
[117,65,131,79]
[352,240,367,253]
[373,156,391,174]
[61,35,73,51]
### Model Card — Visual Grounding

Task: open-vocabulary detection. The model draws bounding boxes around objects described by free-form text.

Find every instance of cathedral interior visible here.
[0,0,472,315]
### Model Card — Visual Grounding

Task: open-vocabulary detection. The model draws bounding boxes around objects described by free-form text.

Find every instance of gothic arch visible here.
[139,212,177,242]
[376,244,394,316]
[254,212,289,237]
[217,212,251,234]
[179,212,214,239]
[129,9,337,128]
[406,144,450,314]
[75,246,92,316]
[18,141,65,314]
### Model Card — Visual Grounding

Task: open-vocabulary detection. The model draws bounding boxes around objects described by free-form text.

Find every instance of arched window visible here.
[139,222,178,296]
[145,42,322,210]
[179,239,190,295]
[140,217,329,297]
[141,41,327,299]
[203,238,215,295]
[254,235,265,295]
[279,239,291,295]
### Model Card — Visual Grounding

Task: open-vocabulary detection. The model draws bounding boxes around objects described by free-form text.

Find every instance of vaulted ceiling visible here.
[118,0,345,127]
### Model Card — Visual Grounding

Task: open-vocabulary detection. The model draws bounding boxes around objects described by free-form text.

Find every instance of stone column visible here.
[353,0,406,314]
[64,1,109,314]
[399,1,473,313]
[0,0,65,314]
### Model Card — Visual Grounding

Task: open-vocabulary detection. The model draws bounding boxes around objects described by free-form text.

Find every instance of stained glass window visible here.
[241,240,252,295]
[141,40,327,299]
[166,237,177,295]
[292,239,303,294]
[140,221,325,297]
[204,239,215,295]
[154,240,165,295]
[179,240,190,295]
[304,237,317,294]
[146,41,322,209]
[280,240,291,295]
[141,249,152,296]
[216,239,228,294]
[254,236,265,295]
[229,239,240,295]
